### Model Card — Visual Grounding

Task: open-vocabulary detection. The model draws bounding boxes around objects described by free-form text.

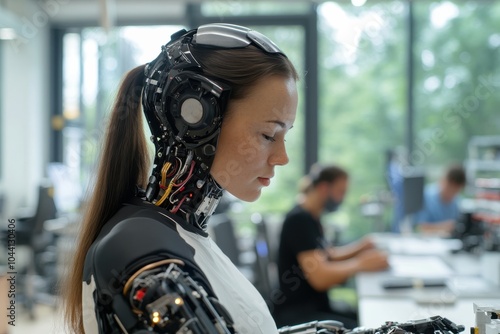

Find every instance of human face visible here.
[210,75,298,201]
[329,177,349,203]
[440,179,463,203]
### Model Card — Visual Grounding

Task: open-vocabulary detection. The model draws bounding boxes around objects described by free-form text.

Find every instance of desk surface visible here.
[357,254,500,299]
[356,233,500,329]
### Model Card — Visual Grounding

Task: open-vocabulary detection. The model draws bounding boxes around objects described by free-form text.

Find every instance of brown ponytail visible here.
[62,64,150,334]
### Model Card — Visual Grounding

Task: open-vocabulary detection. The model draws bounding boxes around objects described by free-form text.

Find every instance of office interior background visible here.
[0,0,500,333]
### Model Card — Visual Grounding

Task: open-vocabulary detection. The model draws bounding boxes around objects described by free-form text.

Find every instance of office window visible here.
[413,1,500,177]
[0,41,3,181]
[318,1,406,238]
[60,26,185,196]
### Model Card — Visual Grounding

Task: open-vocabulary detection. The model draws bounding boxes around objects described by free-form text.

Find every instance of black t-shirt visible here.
[276,205,331,313]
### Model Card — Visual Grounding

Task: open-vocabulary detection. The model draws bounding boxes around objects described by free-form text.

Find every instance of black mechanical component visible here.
[347,316,465,334]
[278,316,465,334]
[141,27,228,229]
[123,263,236,334]
[278,320,345,334]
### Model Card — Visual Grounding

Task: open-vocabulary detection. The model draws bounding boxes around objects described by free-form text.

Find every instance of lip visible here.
[257,177,271,186]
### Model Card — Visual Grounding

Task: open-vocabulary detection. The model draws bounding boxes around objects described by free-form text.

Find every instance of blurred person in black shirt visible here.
[274,164,389,328]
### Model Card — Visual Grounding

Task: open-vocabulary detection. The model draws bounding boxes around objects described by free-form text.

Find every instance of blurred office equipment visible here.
[453,209,485,252]
[461,136,500,252]
[386,148,405,233]
[398,168,425,233]
[7,184,59,319]
[251,213,274,301]
[386,147,425,234]
[402,171,425,216]
[360,190,393,233]
[251,212,285,309]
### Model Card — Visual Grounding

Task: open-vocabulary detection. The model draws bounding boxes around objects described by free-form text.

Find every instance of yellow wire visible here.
[155,180,174,206]
[159,162,172,188]
[155,162,173,207]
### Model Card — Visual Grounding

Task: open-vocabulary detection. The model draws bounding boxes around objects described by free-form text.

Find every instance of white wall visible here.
[1,0,50,220]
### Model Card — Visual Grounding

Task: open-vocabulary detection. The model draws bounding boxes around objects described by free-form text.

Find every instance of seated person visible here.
[274,164,389,329]
[415,164,466,236]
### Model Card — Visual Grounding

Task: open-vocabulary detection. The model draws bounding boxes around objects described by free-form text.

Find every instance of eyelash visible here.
[262,134,276,142]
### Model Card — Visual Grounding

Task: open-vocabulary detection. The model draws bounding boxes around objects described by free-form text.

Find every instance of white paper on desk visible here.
[448,276,492,295]
[386,238,463,255]
[389,255,453,278]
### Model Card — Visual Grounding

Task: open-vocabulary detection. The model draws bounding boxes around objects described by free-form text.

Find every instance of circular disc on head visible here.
[181,98,204,125]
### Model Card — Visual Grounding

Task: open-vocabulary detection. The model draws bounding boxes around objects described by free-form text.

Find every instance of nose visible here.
[269,140,289,166]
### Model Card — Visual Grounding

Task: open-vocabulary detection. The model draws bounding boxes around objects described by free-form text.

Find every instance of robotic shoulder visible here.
[83,205,199,290]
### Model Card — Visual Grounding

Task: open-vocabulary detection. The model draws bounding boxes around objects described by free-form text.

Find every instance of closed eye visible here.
[262,134,276,142]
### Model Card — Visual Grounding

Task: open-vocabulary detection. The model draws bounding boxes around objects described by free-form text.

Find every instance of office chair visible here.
[210,213,241,266]
[251,213,280,309]
[10,185,59,319]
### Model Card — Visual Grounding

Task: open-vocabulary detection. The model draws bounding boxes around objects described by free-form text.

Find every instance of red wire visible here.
[171,195,187,214]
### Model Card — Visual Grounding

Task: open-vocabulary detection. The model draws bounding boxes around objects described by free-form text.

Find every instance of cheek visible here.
[334,189,345,200]
[211,129,250,186]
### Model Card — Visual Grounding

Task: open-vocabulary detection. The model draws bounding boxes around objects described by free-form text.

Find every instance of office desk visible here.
[356,234,500,329]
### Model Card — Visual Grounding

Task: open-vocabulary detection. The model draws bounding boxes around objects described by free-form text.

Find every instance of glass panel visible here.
[201,2,309,16]
[0,41,3,182]
[318,1,406,239]
[61,25,185,200]
[413,1,500,177]
[62,33,81,125]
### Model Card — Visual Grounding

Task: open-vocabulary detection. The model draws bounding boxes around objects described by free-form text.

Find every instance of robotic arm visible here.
[118,262,236,334]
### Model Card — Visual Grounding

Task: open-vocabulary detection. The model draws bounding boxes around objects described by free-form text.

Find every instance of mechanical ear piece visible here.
[160,71,230,149]
[141,32,230,221]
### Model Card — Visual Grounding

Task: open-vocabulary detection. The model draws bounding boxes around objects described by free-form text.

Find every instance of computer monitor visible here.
[402,170,425,215]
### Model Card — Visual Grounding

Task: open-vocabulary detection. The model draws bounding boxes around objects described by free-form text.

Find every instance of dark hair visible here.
[63,42,299,334]
[445,164,466,186]
[192,44,299,104]
[300,163,349,194]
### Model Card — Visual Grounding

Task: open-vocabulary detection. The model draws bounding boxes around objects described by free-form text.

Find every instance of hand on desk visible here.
[328,236,377,261]
[356,236,377,253]
[355,249,389,272]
